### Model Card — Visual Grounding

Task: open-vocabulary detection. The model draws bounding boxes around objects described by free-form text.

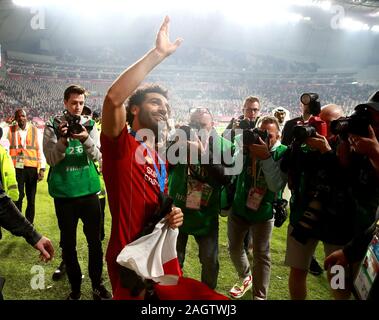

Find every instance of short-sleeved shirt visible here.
[101,126,167,299]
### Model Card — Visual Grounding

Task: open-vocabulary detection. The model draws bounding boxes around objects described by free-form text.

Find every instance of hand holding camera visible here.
[305,132,332,154]
[57,121,69,146]
[348,125,379,158]
[54,110,93,143]
[248,137,271,160]
[70,126,89,143]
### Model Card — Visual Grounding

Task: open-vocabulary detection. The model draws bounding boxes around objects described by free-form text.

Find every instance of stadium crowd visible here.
[1,71,376,127]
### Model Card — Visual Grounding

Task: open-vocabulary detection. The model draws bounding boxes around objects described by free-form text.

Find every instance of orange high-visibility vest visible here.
[8,124,41,169]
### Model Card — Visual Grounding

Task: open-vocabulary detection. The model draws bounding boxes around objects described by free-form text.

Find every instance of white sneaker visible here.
[229,275,252,299]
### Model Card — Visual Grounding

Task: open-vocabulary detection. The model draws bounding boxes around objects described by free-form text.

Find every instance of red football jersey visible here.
[101,126,167,299]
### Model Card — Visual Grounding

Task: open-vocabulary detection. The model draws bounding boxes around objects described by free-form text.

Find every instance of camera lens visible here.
[293,125,316,143]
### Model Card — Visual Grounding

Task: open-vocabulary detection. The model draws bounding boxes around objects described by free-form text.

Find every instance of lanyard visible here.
[251,155,262,189]
[130,130,166,193]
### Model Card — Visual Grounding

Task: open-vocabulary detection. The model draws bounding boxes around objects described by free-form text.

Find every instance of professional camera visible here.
[230,117,256,130]
[293,116,327,143]
[63,110,84,135]
[53,110,94,139]
[291,198,323,244]
[237,118,256,130]
[330,106,371,138]
[242,128,269,146]
[292,93,327,144]
[273,199,288,228]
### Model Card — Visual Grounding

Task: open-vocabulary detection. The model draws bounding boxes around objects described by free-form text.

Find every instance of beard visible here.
[138,107,167,138]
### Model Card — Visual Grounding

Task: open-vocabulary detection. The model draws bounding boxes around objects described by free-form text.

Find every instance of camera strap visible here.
[251,156,264,189]
[130,130,166,193]
[246,155,266,211]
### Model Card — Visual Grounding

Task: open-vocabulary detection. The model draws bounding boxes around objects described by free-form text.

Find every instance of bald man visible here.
[319,104,345,140]
[283,103,357,300]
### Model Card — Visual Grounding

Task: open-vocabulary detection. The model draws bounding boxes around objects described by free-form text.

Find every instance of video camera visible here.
[330,106,371,138]
[292,93,327,144]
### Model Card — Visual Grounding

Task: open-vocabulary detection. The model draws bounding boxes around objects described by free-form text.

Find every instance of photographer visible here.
[223,96,261,142]
[281,94,328,276]
[282,100,379,300]
[333,92,379,240]
[323,92,379,300]
[43,85,111,300]
[168,107,234,289]
[222,96,261,252]
[101,16,184,300]
[281,94,313,147]
[228,116,287,300]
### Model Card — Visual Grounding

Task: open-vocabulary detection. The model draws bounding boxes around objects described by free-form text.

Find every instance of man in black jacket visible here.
[0,187,54,299]
[324,91,379,300]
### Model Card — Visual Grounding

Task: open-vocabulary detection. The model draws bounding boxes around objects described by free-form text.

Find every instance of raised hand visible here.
[305,132,332,154]
[248,137,271,160]
[155,16,183,59]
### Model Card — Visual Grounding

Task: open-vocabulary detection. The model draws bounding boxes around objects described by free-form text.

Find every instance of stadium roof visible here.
[0,0,378,68]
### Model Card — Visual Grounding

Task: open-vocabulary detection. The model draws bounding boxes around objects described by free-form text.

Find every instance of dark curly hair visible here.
[126,84,169,126]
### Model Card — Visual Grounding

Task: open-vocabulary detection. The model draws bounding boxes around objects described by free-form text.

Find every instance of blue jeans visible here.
[176,223,219,289]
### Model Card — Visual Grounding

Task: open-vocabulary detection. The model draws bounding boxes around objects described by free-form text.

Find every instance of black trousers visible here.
[15,166,38,224]
[54,194,103,293]
[99,197,106,241]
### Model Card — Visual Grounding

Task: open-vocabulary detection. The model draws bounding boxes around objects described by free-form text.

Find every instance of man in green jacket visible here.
[228,116,287,300]
[43,85,111,300]
[168,107,234,289]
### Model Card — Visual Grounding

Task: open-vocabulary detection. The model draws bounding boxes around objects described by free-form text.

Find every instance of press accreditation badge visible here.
[201,183,213,207]
[246,187,266,211]
[15,153,24,169]
[186,176,203,210]
[354,233,379,300]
